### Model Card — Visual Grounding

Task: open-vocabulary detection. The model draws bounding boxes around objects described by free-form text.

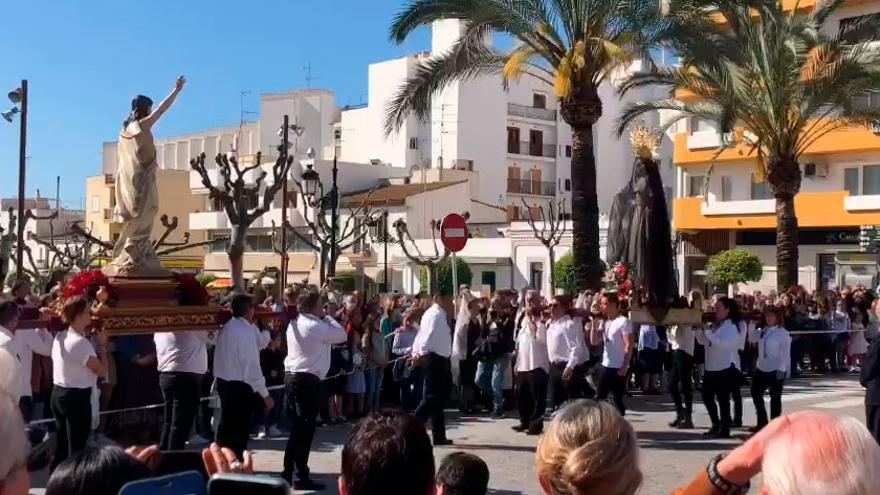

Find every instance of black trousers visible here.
[595,365,627,415]
[19,395,34,423]
[702,367,736,431]
[516,369,548,429]
[731,367,743,424]
[282,372,320,482]
[549,361,591,408]
[867,403,880,446]
[216,378,256,458]
[414,353,450,443]
[50,386,92,471]
[751,370,784,427]
[159,371,202,450]
[669,350,694,415]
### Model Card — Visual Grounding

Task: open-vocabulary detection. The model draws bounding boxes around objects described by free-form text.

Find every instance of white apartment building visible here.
[0,195,84,274]
[336,19,675,219]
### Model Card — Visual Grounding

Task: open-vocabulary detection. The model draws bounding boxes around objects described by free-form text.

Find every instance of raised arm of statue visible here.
[142,76,185,129]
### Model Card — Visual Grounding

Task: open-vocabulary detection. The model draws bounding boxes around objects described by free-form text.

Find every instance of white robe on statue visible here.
[106,120,166,276]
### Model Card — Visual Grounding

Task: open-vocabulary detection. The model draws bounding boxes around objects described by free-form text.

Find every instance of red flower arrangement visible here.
[176,273,209,306]
[62,270,113,301]
[605,262,637,303]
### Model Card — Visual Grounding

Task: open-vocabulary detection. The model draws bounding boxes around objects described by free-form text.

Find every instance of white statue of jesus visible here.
[104,76,185,277]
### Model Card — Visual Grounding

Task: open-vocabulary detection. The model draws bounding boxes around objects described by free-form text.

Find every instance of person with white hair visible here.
[674,410,880,495]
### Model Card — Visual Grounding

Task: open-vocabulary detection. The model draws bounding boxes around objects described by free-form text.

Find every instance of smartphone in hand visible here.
[208,474,290,495]
[119,471,206,495]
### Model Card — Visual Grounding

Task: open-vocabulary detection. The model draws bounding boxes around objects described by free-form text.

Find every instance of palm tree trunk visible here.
[570,124,602,290]
[775,194,799,291]
[767,156,802,292]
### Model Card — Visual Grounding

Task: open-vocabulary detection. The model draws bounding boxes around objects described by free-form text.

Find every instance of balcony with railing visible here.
[507,103,557,121]
[507,141,556,158]
[507,178,556,196]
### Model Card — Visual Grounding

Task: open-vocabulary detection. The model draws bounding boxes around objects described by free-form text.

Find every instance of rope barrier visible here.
[26,355,411,427]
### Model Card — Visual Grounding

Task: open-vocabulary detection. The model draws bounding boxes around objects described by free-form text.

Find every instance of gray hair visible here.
[762,413,880,495]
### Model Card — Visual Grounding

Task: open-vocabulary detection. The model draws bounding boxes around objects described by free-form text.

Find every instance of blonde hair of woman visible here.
[536,400,642,495]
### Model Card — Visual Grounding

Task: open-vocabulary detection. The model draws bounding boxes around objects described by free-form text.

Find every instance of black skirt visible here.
[638,348,663,374]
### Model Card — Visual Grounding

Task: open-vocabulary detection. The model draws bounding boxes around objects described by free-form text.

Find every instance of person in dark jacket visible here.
[475,296,515,418]
[861,337,880,445]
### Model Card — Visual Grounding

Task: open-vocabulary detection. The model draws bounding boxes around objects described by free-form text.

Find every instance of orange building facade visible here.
[672,1,880,293]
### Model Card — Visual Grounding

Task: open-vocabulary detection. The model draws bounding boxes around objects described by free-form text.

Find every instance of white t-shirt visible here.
[668,325,696,356]
[52,329,98,389]
[601,316,633,369]
[154,331,210,374]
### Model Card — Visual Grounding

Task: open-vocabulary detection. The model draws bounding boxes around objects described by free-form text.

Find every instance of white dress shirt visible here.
[515,315,549,373]
[601,316,633,369]
[1,324,54,398]
[756,325,792,374]
[52,329,98,389]
[213,317,269,398]
[547,315,589,369]
[412,303,452,358]
[285,313,347,379]
[668,325,695,356]
[696,319,740,372]
[154,331,210,374]
[0,324,21,401]
[13,328,53,398]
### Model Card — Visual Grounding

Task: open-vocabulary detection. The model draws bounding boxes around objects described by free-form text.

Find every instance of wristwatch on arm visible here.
[707,454,750,495]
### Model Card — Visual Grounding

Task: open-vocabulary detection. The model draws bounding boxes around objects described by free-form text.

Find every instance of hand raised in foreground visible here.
[175,76,186,91]
[201,442,254,477]
[716,411,811,484]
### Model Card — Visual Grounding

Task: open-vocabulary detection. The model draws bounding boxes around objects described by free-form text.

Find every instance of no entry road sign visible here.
[440,213,468,252]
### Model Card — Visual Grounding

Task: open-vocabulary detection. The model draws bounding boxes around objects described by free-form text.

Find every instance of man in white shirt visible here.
[0,298,53,420]
[154,330,210,450]
[514,294,549,435]
[695,297,742,438]
[546,295,589,410]
[590,295,633,415]
[281,290,347,491]
[0,299,23,403]
[412,293,453,446]
[213,293,274,457]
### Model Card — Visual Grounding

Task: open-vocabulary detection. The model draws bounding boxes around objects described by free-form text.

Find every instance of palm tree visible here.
[618,0,880,290]
[384,0,666,290]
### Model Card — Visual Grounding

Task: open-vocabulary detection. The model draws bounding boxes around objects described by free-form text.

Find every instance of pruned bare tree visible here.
[521,197,568,292]
[285,186,380,286]
[0,208,15,284]
[190,151,292,291]
[392,217,450,295]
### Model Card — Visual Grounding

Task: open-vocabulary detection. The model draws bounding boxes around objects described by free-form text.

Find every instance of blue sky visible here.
[0,0,429,208]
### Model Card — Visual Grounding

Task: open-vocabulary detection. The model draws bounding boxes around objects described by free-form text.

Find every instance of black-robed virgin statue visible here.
[606,126,678,306]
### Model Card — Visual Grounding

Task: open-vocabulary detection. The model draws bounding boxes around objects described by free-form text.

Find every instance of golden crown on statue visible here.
[629,124,661,160]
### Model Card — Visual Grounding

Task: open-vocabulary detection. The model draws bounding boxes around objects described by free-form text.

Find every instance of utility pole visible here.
[383,210,389,292]
[280,115,290,290]
[328,146,339,278]
[15,80,28,280]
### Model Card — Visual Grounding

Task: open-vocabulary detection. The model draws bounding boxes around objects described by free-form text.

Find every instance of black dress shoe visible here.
[677,417,695,429]
[526,426,543,435]
[293,479,326,491]
[669,416,682,428]
[434,438,454,446]
[512,424,528,432]
[703,427,720,437]
[713,429,731,439]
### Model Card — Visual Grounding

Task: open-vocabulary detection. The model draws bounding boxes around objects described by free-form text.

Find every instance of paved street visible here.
[243,374,868,495]
[27,374,868,495]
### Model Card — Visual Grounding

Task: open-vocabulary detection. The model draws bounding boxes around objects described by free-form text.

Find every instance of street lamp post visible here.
[4,81,28,280]
[328,149,339,279]
[276,116,304,291]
